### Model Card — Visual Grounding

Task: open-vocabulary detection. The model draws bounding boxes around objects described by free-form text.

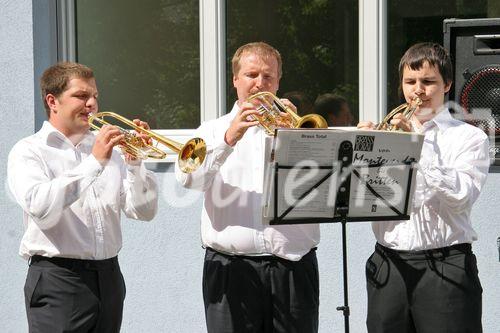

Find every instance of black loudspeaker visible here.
[444,18,500,165]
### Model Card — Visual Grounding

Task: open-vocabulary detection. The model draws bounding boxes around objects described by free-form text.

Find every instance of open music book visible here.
[262,128,424,223]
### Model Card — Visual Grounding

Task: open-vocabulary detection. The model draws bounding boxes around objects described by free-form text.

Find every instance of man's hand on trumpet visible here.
[276,98,296,128]
[224,102,260,147]
[357,113,421,132]
[91,119,153,165]
[132,118,153,144]
[92,124,125,165]
[356,121,376,130]
[123,119,153,164]
[387,113,413,132]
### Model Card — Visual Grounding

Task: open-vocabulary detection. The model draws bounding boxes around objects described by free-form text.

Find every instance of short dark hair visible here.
[231,42,282,78]
[40,62,94,118]
[398,42,453,86]
[314,93,347,119]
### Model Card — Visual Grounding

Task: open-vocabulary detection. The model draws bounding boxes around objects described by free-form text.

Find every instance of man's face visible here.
[401,61,451,122]
[47,77,98,138]
[331,103,353,126]
[233,52,280,104]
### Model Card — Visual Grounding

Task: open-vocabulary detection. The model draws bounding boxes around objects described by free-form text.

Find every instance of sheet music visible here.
[348,130,423,218]
[263,129,346,221]
[279,131,339,165]
[262,129,424,223]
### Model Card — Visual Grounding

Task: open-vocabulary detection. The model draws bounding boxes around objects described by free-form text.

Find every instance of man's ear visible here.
[46,94,57,113]
[444,81,452,94]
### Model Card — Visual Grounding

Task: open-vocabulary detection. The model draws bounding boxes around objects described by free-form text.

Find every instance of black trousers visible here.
[366,243,482,333]
[203,247,319,333]
[24,255,126,333]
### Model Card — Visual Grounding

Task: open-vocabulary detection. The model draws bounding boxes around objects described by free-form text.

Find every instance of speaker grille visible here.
[459,65,500,133]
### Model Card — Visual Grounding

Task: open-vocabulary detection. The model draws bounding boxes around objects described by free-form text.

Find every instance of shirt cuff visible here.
[212,131,234,166]
[126,162,148,183]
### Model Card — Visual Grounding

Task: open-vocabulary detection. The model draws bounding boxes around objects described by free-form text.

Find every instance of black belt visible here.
[29,255,119,270]
[376,242,472,259]
[206,246,317,260]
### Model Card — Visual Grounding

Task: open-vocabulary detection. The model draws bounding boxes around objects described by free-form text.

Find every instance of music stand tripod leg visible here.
[335,140,352,333]
[335,211,350,333]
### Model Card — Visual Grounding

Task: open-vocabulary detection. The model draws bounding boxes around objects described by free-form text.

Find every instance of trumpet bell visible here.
[178,137,207,174]
[296,113,329,129]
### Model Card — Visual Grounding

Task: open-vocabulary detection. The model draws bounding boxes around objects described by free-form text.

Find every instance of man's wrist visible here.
[224,130,236,147]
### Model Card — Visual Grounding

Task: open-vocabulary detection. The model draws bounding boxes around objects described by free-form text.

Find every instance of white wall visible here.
[1,1,498,332]
[0,0,35,330]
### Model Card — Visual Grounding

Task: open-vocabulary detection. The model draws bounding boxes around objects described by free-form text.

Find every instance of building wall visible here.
[0,0,36,329]
[1,2,498,332]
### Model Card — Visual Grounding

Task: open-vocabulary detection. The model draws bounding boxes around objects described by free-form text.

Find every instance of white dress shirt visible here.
[373,109,490,250]
[175,103,320,261]
[8,121,158,260]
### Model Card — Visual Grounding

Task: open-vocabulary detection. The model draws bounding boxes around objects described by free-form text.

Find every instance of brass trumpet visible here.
[246,92,328,135]
[376,97,422,131]
[88,112,206,173]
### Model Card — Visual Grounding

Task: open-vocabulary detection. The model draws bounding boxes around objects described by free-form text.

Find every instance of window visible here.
[75,0,200,129]
[225,0,359,126]
[72,1,360,130]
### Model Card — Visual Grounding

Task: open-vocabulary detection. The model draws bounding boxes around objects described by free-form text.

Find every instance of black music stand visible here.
[267,132,419,333]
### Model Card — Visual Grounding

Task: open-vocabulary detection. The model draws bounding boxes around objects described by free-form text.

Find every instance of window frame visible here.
[359,0,386,124]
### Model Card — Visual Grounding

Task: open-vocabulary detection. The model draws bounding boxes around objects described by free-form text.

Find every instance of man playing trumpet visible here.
[176,42,320,333]
[358,43,489,332]
[8,62,158,332]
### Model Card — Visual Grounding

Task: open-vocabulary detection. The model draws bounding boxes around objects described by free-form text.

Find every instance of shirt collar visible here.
[421,108,454,132]
[39,121,94,147]
[229,101,240,116]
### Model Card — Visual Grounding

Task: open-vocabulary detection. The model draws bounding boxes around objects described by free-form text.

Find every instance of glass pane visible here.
[386,0,495,109]
[76,0,200,129]
[226,0,359,126]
